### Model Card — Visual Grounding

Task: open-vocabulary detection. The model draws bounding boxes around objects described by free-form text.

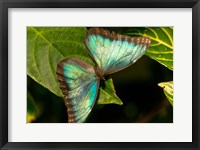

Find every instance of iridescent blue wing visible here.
[85,28,151,74]
[56,58,100,123]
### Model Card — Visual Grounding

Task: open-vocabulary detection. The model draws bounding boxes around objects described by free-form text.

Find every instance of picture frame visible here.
[0,0,199,149]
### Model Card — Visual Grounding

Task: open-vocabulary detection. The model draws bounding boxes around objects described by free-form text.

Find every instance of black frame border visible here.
[0,0,199,150]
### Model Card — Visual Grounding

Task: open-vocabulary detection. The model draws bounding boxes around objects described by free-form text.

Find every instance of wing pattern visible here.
[57,58,99,123]
[85,28,151,74]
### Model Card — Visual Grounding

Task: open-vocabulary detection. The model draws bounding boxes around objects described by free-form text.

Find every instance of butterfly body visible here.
[56,28,151,123]
[95,67,105,80]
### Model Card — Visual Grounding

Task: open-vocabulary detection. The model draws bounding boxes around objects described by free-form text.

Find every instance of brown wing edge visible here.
[85,27,151,49]
[84,27,151,70]
[56,57,100,123]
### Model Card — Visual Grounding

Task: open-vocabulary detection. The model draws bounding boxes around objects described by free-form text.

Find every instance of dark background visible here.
[27,53,173,123]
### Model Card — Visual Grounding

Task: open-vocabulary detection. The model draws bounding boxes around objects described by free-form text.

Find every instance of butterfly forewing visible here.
[56,58,100,123]
[85,28,151,74]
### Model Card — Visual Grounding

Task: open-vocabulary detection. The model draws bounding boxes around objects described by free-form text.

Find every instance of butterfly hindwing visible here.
[56,58,100,123]
[85,28,151,74]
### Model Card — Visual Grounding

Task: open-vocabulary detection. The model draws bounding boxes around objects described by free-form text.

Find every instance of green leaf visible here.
[122,27,173,70]
[27,91,40,122]
[158,81,173,106]
[97,78,123,105]
[27,27,123,105]
[27,27,89,97]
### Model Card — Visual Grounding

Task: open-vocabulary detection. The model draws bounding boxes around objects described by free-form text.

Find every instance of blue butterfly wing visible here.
[85,28,151,74]
[57,58,100,123]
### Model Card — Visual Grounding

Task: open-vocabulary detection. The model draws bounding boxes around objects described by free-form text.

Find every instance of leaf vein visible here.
[147,50,173,54]
[32,35,43,83]
[155,58,173,61]
[47,46,60,94]
[161,27,173,45]
[100,88,119,103]
[30,27,65,57]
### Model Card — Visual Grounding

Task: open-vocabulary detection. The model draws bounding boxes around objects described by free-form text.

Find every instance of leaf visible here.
[27,27,89,97]
[122,27,173,70]
[27,91,40,122]
[97,78,123,105]
[27,27,123,105]
[158,81,173,106]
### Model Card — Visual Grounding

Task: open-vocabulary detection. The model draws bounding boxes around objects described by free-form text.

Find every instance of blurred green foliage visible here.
[27,91,40,122]
[27,27,173,123]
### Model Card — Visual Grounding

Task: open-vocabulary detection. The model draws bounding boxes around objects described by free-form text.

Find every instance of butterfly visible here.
[56,28,151,123]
